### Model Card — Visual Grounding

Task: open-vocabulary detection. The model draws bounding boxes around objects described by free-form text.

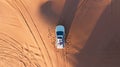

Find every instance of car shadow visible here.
[57,0,80,40]
[40,0,80,40]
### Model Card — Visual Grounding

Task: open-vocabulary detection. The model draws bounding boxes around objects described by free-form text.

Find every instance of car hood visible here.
[56,25,65,31]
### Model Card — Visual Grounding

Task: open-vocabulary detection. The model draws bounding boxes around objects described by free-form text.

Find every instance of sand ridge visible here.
[0,0,120,67]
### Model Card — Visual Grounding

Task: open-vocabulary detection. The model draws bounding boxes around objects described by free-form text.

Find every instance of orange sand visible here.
[0,0,120,67]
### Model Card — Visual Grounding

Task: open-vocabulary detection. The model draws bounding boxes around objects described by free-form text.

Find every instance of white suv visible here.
[55,25,65,49]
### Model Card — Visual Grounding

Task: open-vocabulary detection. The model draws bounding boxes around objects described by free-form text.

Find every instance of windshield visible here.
[57,31,63,35]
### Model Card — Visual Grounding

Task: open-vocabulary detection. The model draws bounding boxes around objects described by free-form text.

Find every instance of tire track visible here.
[0,33,35,67]
[0,52,27,67]
[18,0,53,67]
[13,2,45,67]
[13,0,53,67]
[65,0,88,50]
[0,40,27,67]
[47,0,89,66]
[58,0,88,67]
[78,0,88,10]
[61,0,88,67]
[4,1,46,66]
[47,25,60,67]
[0,33,43,67]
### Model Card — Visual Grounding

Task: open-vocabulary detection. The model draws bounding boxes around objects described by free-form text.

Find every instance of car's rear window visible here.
[57,37,62,39]
[57,31,63,35]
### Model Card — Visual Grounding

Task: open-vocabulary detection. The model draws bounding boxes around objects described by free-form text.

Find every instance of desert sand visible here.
[0,0,120,67]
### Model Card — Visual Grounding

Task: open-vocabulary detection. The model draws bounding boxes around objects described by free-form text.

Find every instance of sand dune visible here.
[0,0,120,67]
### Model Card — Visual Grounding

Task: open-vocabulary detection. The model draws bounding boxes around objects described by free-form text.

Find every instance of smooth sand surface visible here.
[0,0,120,67]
